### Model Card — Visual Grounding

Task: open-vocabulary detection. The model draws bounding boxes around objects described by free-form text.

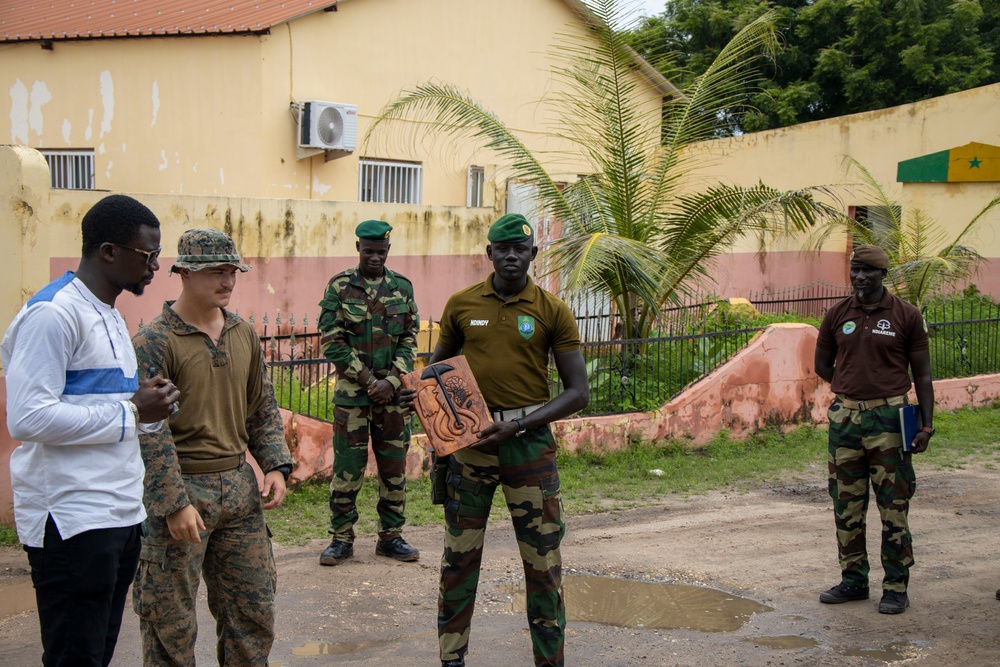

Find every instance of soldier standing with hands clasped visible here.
[814,244,934,615]
[131,228,293,666]
[318,220,421,566]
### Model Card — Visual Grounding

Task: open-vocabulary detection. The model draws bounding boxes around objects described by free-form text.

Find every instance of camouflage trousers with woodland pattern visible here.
[439,426,566,667]
[827,398,916,593]
[133,461,277,666]
[329,403,410,542]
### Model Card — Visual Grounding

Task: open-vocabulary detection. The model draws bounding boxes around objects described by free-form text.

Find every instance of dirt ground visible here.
[2,462,999,666]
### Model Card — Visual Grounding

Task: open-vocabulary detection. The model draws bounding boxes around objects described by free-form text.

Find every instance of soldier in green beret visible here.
[401,212,589,667]
[814,244,934,615]
[318,220,421,565]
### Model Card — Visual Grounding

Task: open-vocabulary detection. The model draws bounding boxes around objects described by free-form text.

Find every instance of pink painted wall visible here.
[52,253,494,334]
[710,250,849,296]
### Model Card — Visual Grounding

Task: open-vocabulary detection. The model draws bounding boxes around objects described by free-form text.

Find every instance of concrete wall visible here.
[686,84,1000,297]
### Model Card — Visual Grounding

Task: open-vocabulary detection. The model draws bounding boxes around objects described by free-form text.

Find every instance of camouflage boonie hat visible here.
[171,228,251,274]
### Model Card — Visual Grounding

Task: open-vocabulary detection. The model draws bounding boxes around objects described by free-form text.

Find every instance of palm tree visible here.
[809,157,1000,310]
[365,0,836,339]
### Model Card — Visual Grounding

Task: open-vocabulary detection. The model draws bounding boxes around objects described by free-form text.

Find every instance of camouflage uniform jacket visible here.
[132,302,291,518]
[318,266,418,406]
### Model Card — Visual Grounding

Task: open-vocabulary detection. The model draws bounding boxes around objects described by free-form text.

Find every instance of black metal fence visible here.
[748,280,852,318]
[257,291,1000,423]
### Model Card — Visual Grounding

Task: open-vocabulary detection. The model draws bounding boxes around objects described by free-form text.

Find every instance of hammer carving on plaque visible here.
[402,356,492,456]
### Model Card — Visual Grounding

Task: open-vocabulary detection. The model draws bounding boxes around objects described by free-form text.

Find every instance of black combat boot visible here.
[819,582,870,604]
[441,659,465,667]
[375,536,419,562]
[878,591,909,614]
[319,539,354,566]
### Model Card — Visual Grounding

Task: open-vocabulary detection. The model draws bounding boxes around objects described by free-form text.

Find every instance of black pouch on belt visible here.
[430,453,449,505]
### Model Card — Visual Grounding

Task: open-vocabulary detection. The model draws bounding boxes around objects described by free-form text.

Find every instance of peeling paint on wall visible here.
[9,79,28,144]
[99,71,114,138]
[159,150,168,171]
[312,177,331,196]
[219,168,225,184]
[61,119,71,144]
[151,81,159,127]
[85,109,93,141]
[28,82,52,138]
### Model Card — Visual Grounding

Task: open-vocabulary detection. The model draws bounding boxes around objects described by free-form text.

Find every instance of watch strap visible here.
[513,417,527,437]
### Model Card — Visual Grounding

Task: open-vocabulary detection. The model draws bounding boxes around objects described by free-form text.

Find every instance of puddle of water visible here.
[744,635,818,649]
[0,578,36,620]
[292,632,434,657]
[510,575,772,632]
[840,641,919,662]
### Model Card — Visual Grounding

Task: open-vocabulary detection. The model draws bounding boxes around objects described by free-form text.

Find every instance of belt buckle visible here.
[857,400,869,411]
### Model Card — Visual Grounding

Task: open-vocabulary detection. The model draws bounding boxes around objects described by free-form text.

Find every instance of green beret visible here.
[356,220,392,240]
[850,244,890,269]
[488,213,534,243]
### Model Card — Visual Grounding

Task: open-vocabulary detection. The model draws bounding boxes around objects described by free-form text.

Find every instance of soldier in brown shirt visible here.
[814,244,934,615]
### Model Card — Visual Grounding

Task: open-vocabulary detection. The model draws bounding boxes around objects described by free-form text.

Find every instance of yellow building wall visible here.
[1,0,656,208]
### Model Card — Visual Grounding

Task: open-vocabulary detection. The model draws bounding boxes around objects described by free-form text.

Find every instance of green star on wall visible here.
[969,157,982,168]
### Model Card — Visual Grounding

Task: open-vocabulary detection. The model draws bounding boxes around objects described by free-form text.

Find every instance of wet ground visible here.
[2,463,999,666]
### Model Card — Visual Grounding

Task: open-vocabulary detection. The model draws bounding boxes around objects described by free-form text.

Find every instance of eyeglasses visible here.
[114,243,162,266]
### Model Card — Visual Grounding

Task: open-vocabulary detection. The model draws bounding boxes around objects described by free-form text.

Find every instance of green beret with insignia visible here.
[356,220,392,240]
[488,213,534,243]
[850,244,890,269]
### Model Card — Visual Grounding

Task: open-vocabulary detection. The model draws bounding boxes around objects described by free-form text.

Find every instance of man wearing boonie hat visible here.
[400,212,589,667]
[318,219,421,566]
[132,228,292,665]
[814,244,934,615]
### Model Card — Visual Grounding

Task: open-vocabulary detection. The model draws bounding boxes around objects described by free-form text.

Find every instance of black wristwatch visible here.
[920,426,935,438]
[513,417,527,437]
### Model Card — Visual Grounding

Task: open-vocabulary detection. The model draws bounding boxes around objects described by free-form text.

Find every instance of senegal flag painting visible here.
[897,142,1000,183]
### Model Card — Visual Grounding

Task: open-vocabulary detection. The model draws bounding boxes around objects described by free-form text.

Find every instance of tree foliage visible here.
[365,1,837,339]
[627,0,1000,134]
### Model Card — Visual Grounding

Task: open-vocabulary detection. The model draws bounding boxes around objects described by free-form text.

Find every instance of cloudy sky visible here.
[629,0,667,18]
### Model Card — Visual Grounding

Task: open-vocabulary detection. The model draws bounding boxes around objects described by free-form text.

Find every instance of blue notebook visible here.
[899,404,921,452]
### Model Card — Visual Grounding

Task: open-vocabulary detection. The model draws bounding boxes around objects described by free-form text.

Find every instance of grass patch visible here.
[918,403,1000,470]
[0,523,19,548]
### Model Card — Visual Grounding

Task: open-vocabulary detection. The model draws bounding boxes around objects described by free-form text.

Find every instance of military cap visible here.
[356,220,392,240]
[171,228,250,274]
[487,213,534,243]
[850,244,890,269]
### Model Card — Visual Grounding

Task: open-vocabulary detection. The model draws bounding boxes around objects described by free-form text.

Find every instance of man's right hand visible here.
[398,386,417,413]
[166,504,206,543]
[131,376,181,423]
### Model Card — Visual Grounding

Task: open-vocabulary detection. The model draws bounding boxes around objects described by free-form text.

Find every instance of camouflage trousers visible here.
[439,426,566,667]
[827,398,916,593]
[133,461,277,666]
[329,403,410,542]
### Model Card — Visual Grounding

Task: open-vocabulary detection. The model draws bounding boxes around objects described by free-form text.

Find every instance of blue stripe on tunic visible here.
[64,368,139,395]
[28,272,75,306]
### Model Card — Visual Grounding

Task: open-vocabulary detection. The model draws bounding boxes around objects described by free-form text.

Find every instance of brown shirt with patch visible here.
[816,290,929,400]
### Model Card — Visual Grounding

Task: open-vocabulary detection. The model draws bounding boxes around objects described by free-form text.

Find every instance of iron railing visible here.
[925,297,1000,379]
[748,280,852,318]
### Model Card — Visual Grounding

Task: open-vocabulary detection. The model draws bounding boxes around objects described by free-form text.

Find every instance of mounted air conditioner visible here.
[298,101,358,152]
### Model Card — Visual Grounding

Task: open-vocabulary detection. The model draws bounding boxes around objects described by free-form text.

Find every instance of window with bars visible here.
[358,158,422,204]
[467,165,485,207]
[40,149,95,189]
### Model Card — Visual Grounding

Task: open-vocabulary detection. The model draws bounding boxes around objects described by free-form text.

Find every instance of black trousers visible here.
[24,515,142,667]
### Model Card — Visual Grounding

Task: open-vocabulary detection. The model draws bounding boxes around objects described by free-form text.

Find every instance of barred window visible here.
[40,149,95,190]
[467,165,485,207]
[358,158,422,204]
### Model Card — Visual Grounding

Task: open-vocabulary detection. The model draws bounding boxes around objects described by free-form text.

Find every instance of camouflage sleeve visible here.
[318,279,375,386]
[245,331,292,473]
[132,324,191,518]
[387,289,419,389]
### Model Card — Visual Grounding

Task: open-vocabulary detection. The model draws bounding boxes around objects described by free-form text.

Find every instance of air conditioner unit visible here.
[298,101,358,152]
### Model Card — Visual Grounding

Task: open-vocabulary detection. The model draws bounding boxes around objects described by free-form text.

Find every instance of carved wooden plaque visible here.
[402,355,493,456]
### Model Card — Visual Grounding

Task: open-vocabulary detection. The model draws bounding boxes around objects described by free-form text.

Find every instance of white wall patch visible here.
[151,81,159,127]
[85,109,94,141]
[61,119,71,144]
[9,79,29,144]
[99,71,114,138]
[312,177,332,196]
[29,81,52,137]
[219,168,224,184]
[159,149,168,171]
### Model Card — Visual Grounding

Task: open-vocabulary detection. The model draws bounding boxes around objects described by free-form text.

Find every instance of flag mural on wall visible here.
[897,142,1000,183]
